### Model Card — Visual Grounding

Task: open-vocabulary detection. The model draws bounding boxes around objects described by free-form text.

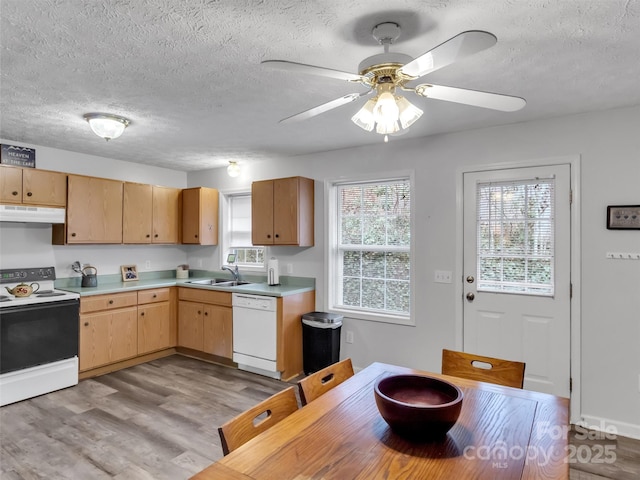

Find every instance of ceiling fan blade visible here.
[262,60,365,82]
[280,91,372,124]
[414,84,526,112]
[399,31,497,78]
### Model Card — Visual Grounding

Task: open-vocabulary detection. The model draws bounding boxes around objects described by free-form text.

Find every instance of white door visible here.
[463,164,571,397]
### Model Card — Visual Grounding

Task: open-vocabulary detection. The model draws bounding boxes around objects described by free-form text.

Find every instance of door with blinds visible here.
[463,164,571,397]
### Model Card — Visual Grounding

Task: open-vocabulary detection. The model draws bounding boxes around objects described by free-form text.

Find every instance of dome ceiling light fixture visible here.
[83,113,131,141]
[262,22,526,140]
[227,160,241,177]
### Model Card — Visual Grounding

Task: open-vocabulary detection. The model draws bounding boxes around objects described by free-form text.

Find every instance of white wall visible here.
[2,105,638,436]
[0,141,189,276]
[187,105,640,437]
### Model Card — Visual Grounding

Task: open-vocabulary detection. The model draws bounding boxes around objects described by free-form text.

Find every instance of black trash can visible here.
[302,312,344,375]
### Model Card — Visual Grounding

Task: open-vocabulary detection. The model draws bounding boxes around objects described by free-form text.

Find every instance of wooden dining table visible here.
[191,362,569,480]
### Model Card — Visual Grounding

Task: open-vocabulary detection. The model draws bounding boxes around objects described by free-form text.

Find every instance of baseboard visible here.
[578,414,640,440]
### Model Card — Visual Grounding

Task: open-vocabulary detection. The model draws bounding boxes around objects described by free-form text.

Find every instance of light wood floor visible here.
[1,355,638,479]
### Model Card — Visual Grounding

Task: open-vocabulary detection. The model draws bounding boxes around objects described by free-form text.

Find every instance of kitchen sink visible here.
[186,278,253,287]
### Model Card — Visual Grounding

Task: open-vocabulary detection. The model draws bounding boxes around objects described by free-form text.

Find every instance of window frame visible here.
[219,189,266,272]
[325,171,415,326]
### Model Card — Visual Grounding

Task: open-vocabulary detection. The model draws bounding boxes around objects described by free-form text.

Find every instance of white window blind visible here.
[335,179,411,316]
[227,193,264,267]
[476,178,555,296]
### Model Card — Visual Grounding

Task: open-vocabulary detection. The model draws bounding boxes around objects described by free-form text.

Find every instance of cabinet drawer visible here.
[80,292,138,313]
[178,287,232,306]
[138,287,170,304]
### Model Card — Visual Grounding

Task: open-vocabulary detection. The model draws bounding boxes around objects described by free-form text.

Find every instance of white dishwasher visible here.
[232,293,280,379]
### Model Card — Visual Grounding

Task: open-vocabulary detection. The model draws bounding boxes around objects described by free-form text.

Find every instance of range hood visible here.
[0,204,65,224]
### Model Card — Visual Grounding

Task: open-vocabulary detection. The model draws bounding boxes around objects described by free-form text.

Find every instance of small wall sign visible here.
[1,144,36,167]
[606,205,640,230]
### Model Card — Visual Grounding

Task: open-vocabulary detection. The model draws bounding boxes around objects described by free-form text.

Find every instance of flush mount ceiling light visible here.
[83,113,130,141]
[227,161,241,177]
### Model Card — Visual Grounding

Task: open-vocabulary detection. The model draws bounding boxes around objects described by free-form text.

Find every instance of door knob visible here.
[466,292,475,301]
[466,275,475,283]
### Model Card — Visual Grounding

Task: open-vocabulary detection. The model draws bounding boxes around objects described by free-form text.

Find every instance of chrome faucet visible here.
[221,264,239,281]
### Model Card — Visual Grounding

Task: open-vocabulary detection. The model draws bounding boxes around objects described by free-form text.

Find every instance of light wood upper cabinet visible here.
[64,175,123,244]
[0,166,66,206]
[122,184,180,244]
[251,176,314,246]
[182,187,219,245]
[152,186,180,243]
[123,182,153,243]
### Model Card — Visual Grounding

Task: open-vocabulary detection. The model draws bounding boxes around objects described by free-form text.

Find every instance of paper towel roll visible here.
[267,257,280,285]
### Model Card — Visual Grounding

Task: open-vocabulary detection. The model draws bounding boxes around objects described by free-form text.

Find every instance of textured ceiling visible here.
[1,0,639,171]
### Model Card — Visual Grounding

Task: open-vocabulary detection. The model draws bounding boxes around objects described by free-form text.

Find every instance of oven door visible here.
[0,299,79,374]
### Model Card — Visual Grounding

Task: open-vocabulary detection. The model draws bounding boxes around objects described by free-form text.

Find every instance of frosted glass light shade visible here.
[227,161,241,177]
[83,113,130,141]
[396,96,423,129]
[351,99,376,131]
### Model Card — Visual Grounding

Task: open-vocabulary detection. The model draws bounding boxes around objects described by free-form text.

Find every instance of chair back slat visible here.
[218,386,298,455]
[442,349,525,389]
[297,358,354,406]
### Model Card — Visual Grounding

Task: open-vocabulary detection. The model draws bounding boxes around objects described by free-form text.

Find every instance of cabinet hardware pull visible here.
[204,312,208,316]
[267,234,271,238]
[146,234,150,238]
[152,294,157,298]
[154,234,158,238]
[275,234,279,238]
[71,233,76,237]
[109,300,114,304]
[12,191,18,196]
[26,192,33,196]
[141,312,145,316]
[198,310,201,314]
[84,322,89,326]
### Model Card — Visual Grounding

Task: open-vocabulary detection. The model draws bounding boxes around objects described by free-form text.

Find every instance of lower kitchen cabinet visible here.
[178,288,232,359]
[80,306,138,371]
[137,288,174,354]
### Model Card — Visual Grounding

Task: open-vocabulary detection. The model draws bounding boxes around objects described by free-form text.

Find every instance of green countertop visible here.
[55,270,315,298]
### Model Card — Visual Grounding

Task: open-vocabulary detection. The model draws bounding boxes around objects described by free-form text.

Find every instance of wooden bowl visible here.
[374,374,463,440]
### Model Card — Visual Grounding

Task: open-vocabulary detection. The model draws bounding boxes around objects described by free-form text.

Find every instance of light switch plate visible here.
[434,270,452,283]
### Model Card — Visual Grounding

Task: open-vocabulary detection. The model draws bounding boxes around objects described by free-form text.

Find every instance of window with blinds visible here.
[476,178,555,296]
[228,194,264,267]
[334,179,411,317]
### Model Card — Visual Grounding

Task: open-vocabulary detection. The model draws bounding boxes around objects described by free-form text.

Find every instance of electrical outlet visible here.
[286,263,293,274]
[145,260,151,270]
[198,259,203,267]
[345,331,354,344]
[434,270,452,283]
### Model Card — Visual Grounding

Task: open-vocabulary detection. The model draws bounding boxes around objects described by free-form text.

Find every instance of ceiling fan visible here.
[262,23,526,139]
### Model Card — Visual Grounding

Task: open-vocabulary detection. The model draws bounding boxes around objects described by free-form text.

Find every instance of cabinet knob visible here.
[26,192,33,197]
[108,300,114,304]
[204,311,208,316]
[267,234,271,239]
[154,234,159,238]
[140,311,145,316]
[194,234,198,238]
[71,233,76,237]
[12,191,18,196]
[146,234,150,238]
[275,234,279,238]
[152,294,157,298]
[84,322,89,326]
[197,310,201,314]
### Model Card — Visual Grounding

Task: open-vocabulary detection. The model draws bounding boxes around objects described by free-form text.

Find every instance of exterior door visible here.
[463,164,571,397]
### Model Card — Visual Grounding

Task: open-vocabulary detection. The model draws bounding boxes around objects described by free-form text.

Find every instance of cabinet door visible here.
[79,307,137,371]
[182,187,219,245]
[0,166,23,204]
[273,177,300,245]
[111,308,138,362]
[123,182,153,243]
[203,304,233,358]
[152,186,180,243]
[251,179,274,245]
[66,175,123,243]
[177,301,204,350]
[138,302,172,354]
[22,169,66,206]
[79,311,111,371]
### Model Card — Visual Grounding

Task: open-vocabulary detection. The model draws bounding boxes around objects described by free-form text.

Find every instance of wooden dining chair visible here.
[218,386,299,455]
[441,349,526,389]
[297,358,354,406]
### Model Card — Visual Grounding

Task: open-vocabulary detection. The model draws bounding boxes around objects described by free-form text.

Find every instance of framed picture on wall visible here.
[121,264,139,281]
[606,205,640,230]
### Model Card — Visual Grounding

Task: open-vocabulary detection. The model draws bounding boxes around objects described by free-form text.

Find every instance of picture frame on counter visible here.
[121,264,138,282]
[606,205,640,230]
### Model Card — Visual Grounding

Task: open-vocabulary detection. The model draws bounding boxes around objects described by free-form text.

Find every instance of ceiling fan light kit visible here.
[83,113,130,141]
[263,24,525,138]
